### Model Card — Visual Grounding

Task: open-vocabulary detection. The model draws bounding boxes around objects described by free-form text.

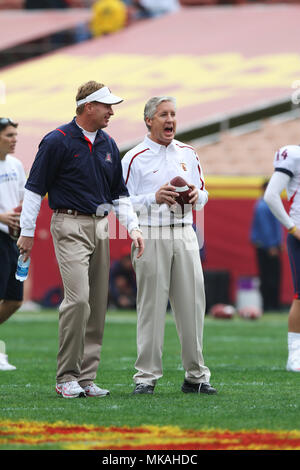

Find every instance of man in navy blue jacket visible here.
[250,179,283,312]
[17,81,144,398]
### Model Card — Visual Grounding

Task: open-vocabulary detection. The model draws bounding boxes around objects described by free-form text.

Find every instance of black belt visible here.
[144,224,187,228]
[54,209,106,218]
[142,224,187,228]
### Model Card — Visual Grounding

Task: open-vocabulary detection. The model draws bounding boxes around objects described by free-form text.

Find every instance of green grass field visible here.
[0,309,299,450]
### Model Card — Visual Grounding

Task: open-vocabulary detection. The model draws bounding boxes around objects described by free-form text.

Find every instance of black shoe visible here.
[132,383,155,395]
[181,380,217,395]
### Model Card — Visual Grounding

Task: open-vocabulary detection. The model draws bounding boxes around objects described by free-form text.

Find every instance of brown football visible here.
[170,176,192,212]
[9,205,22,240]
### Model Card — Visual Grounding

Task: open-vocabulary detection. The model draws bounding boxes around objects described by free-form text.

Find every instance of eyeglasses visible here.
[0,118,16,127]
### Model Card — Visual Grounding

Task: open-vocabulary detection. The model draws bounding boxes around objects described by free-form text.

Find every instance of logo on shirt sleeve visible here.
[105,153,112,162]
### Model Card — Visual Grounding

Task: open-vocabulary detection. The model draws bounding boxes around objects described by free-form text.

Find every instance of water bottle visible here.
[15,254,30,282]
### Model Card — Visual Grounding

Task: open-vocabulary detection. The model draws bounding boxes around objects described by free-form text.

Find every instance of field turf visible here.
[0,309,299,450]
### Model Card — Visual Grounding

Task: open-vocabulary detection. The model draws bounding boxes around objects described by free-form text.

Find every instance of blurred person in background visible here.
[109,245,136,309]
[90,0,127,37]
[124,0,179,20]
[0,118,26,371]
[250,179,283,312]
[264,145,300,372]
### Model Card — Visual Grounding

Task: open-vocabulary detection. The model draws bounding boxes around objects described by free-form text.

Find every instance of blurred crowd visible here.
[0,0,180,19]
[0,1,181,44]
[108,245,137,310]
[1,1,296,43]
[0,0,297,10]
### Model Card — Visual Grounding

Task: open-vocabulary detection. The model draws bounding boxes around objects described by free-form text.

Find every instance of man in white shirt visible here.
[17,81,144,398]
[122,96,216,395]
[0,118,26,371]
[264,145,300,372]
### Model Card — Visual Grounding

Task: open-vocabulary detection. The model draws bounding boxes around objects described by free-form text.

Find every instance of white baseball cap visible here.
[76,86,123,107]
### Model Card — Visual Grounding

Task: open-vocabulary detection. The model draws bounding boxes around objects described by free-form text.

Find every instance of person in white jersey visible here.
[0,118,26,371]
[122,96,217,395]
[264,145,300,372]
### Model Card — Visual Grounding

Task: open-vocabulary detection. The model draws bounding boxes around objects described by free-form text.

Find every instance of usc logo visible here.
[180,163,187,171]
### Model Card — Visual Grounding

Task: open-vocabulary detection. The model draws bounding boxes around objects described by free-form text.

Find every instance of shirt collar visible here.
[70,117,104,140]
[143,134,176,154]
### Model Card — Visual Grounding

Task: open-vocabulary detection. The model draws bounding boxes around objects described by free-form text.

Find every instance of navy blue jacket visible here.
[250,198,283,249]
[25,118,129,213]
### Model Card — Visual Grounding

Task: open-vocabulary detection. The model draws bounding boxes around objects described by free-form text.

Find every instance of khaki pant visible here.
[50,213,109,386]
[131,225,211,387]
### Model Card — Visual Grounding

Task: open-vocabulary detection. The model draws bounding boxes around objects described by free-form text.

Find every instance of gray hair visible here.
[144,96,176,130]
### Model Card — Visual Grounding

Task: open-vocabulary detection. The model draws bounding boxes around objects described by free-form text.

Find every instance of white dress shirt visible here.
[121,135,208,226]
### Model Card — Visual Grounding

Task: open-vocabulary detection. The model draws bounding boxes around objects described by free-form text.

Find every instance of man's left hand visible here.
[130,229,144,258]
[17,235,34,262]
[188,184,199,208]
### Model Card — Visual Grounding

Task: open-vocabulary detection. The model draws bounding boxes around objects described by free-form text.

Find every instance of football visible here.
[9,205,22,240]
[210,304,236,319]
[238,306,262,320]
[169,176,192,216]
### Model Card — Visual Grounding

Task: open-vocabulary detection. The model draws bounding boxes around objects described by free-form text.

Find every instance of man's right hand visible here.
[130,229,144,258]
[155,183,179,206]
[17,236,34,262]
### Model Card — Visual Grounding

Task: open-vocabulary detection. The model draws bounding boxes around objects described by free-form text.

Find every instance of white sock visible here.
[288,332,300,352]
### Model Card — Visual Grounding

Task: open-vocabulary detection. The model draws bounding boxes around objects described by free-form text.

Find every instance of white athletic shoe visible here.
[286,352,300,372]
[56,380,86,398]
[0,353,16,371]
[83,382,110,397]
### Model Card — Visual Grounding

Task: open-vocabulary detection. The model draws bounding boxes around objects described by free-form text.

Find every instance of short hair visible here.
[76,80,105,115]
[144,96,176,130]
[0,117,18,132]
